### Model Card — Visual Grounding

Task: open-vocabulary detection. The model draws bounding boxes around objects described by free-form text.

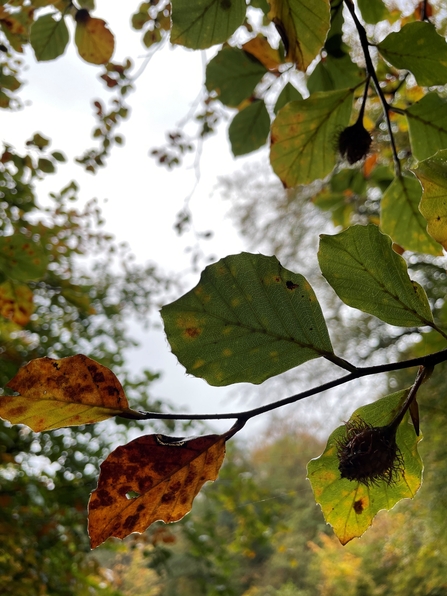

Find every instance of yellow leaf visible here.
[268,0,330,71]
[3,354,131,431]
[242,35,283,71]
[75,11,114,65]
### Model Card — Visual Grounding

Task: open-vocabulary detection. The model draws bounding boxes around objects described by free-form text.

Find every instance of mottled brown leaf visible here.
[88,432,228,548]
[3,354,130,431]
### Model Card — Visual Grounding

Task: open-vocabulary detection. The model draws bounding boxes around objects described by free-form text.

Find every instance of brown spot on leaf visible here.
[354,498,365,514]
[286,281,299,290]
[184,327,201,338]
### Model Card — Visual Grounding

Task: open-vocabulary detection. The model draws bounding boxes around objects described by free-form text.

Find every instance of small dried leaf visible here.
[3,355,130,431]
[88,432,227,548]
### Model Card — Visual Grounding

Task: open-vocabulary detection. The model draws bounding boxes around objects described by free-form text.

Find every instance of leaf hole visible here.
[125,490,141,500]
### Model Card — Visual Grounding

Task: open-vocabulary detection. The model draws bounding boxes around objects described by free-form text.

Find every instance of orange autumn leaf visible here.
[75,10,114,65]
[3,354,131,431]
[88,432,227,548]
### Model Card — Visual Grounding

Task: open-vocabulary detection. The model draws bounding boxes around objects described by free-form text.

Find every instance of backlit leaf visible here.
[0,234,48,282]
[161,252,333,387]
[206,47,267,107]
[3,355,132,431]
[378,22,447,86]
[307,390,422,544]
[380,174,441,256]
[307,55,364,93]
[412,149,447,250]
[406,92,447,161]
[318,224,434,327]
[270,88,354,187]
[242,35,283,71]
[357,0,387,24]
[274,82,302,115]
[75,12,114,65]
[88,431,227,548]
[229,99,270,156]
[0,281,33,326]
[171,0,246,50]
[30,13,69,61]
[268,0,330,71]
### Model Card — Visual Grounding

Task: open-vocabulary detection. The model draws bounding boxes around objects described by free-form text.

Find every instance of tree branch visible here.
[119,346,447,423]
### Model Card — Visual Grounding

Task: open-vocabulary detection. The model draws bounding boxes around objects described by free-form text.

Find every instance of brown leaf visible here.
[3,354,130,431]
[88,432,227,548]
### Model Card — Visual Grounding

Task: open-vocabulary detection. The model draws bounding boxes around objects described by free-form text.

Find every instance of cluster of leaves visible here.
[4,0,447,561]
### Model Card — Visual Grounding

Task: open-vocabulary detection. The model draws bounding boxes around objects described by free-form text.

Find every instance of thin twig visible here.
[343,0,402,177]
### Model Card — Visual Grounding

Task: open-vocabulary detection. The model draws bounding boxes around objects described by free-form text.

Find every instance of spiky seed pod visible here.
[337,417,404,487]
[337,119,372,164]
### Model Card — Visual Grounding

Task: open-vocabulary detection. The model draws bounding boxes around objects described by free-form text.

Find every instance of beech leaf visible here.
[378,22,447,87]
[161,252,333,387]
[30,13,69,61]
[75,13,114,65]
[318,224,434,327]
[171,0,246,50]
[268,0,330,71]
[412,149,447,250]
[3,355,132,431]
[270,88,354,188]
[88,431,229,548]
[380,174,441,256]
[307,390,423,545]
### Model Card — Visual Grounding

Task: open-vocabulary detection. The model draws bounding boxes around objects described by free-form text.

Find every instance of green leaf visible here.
[307,390,423,545]
[206,47,267,107]
[406,92,447,162]
[38,157,55,173]
[51,151,66,162]
[250,0,270,13]
[229,100,270,156]
[412,149,447,251]
[378,22,447,86]
[318,224,434,327]
[0,234,48,282]
[30,13,69,62]
[171,0,246,49]
[274,82,302,115]
[307,55,364,93]
[268,0,331,71]
[161,252,333,387]
[380,174,441,256]
[357,0,387,24]
[270,88,354,188]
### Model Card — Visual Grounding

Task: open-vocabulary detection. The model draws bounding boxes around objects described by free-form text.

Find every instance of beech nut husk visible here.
[338,120,372,164]
[337,418,404,487]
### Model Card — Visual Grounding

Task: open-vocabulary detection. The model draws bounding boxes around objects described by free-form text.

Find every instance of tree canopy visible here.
[2,0,447,591]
